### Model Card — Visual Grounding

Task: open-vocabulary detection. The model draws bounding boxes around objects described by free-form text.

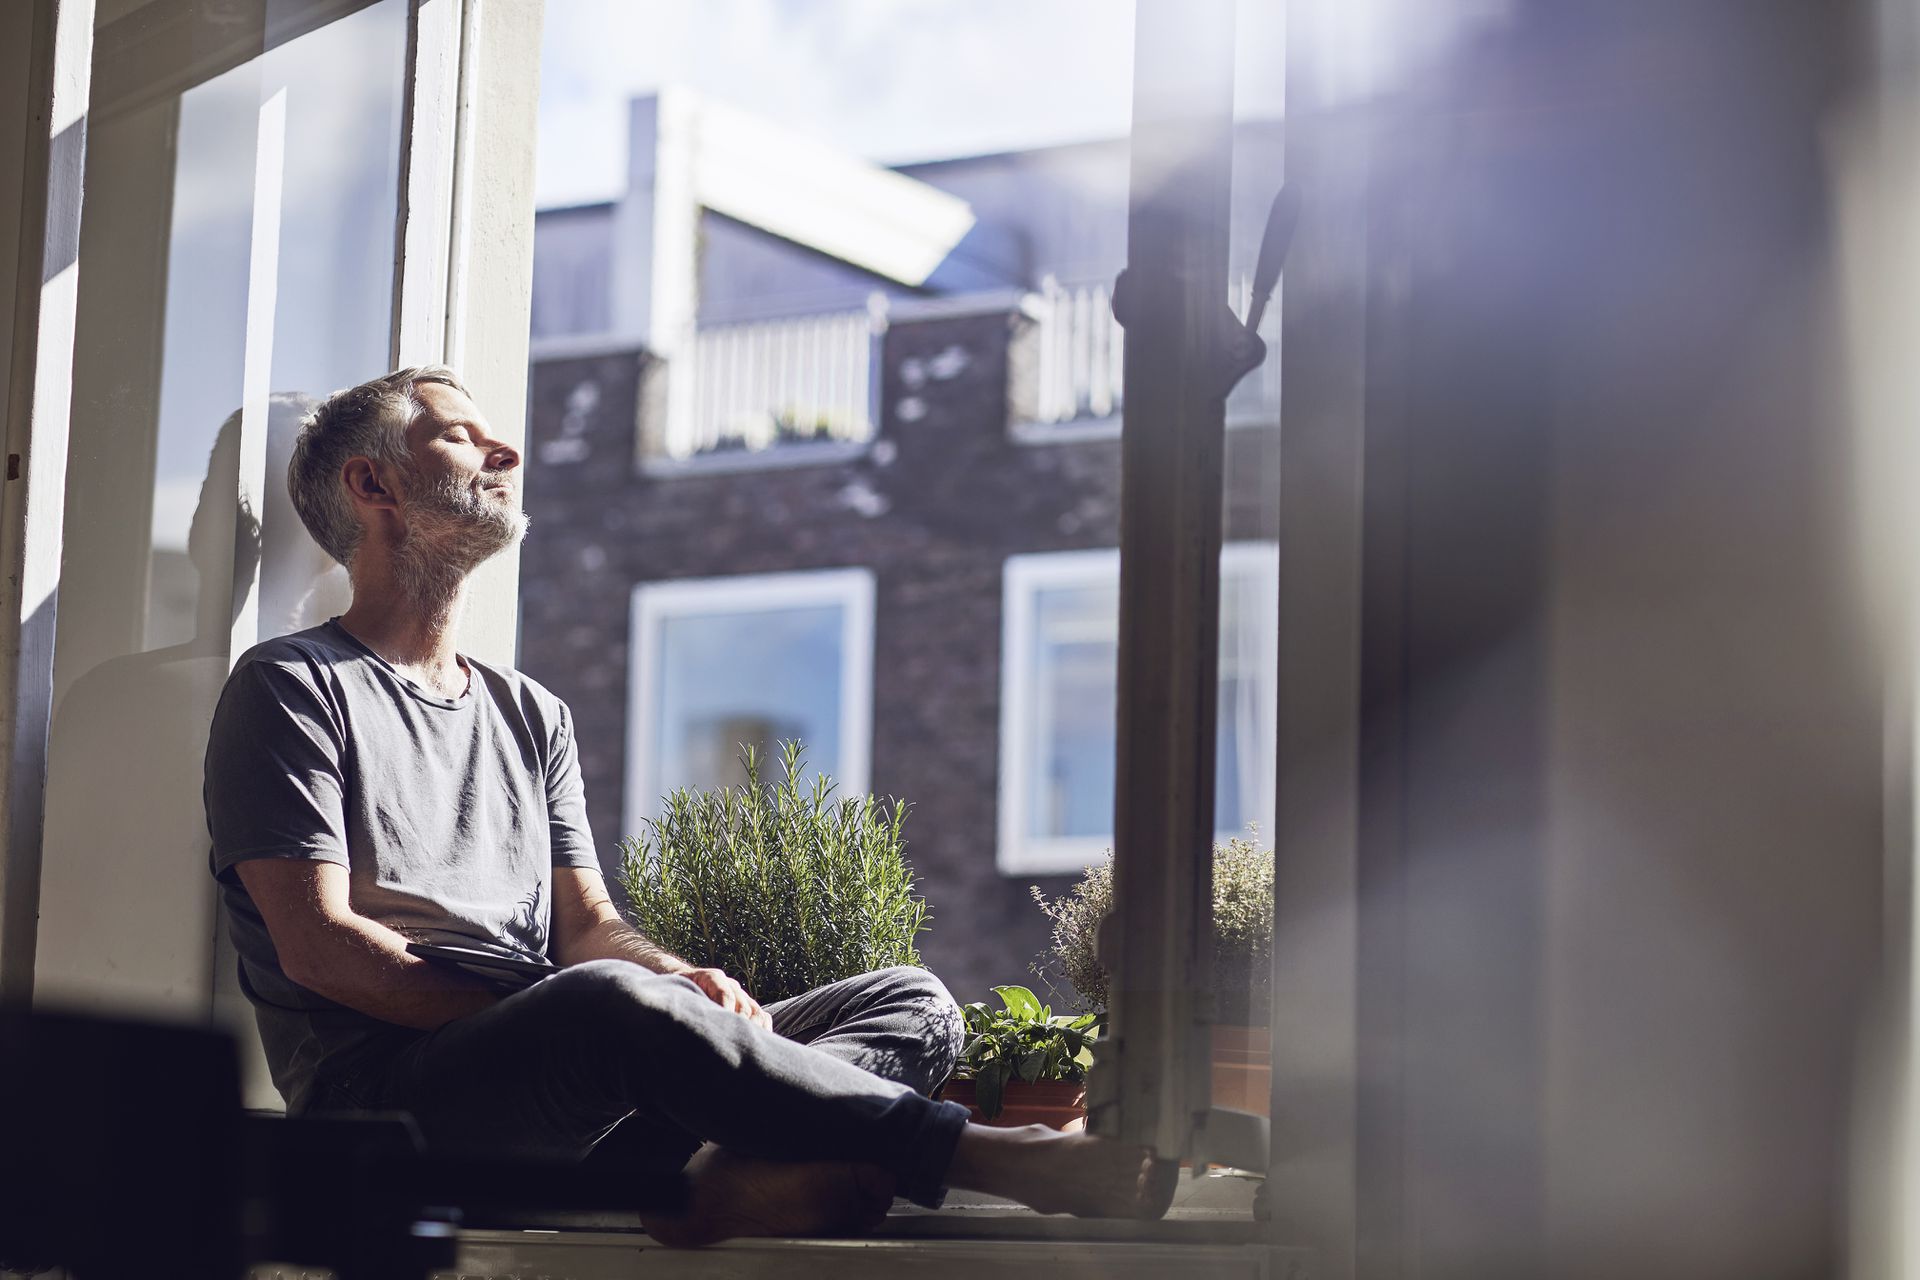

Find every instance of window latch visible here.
[1108,184,1300,401]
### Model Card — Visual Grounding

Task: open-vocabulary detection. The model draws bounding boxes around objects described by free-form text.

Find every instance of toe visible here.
[1137,1155,1180,1221]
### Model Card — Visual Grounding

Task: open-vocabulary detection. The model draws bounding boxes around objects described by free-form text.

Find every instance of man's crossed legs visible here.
[320,960,1175,1244]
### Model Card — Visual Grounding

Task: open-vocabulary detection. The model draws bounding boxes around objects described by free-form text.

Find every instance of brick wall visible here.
[521,307,1279,1002]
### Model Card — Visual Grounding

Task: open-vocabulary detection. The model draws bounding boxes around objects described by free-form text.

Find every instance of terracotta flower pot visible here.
[938,1078,1087,1131]
[1211,1023,1271,1117]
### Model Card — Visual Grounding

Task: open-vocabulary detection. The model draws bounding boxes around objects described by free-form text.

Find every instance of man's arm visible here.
[550,866,771,1029]
[235,858,499,1030]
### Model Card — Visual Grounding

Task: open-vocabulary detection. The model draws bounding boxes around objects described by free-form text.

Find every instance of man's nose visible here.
[487,441,521,473]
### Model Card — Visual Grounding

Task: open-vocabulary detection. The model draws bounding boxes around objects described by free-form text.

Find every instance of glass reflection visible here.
[35,0,406,1016]
[651,604,847,800]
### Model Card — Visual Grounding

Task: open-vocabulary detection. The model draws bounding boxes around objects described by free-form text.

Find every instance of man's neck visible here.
[337,566,472,697]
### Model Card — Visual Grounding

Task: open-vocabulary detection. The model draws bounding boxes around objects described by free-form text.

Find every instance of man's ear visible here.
[341,456,402,513]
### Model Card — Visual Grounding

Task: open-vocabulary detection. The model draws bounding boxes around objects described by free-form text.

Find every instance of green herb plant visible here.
[615,741,929,1005]
[953,984,1100,1120]
[1031,832,1275,1021]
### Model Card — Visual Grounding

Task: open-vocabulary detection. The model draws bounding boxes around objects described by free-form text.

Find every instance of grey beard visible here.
[391,467,529,614]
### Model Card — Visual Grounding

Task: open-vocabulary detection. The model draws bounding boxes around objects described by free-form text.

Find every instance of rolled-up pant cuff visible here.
[897,1097,972,1209]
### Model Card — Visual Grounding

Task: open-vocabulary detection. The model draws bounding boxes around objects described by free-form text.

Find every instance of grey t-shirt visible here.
[205,620,599,1110]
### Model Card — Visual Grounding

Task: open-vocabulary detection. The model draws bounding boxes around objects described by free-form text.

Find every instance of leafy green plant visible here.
[953,984,1100,1120]
[1031,832,1275,1021]
[615,741,929,1004]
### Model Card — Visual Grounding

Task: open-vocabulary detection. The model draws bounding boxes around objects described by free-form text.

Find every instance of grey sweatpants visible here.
[318,961,972,1208]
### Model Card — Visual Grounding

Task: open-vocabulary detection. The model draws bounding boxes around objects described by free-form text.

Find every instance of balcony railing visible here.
[660,309,877,461]
[1022,273,1281,432]
[1030,277,1125,426]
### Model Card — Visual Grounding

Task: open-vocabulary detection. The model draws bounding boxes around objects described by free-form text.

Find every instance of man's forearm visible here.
[555,916,692,974]
[284,911,500,1031]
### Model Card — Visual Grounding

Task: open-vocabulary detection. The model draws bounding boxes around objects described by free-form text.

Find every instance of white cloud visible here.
[535,0,1149,208]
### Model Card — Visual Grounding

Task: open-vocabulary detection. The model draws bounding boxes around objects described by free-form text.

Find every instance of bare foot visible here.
[945,1124,1179,1219]
[640,1144,896,1248]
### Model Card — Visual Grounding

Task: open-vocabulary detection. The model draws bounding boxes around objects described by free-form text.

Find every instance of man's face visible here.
[397,381,527,560]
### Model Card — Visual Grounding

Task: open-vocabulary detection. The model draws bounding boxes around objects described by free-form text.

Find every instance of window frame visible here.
[623,567,876,837]
[0,0,544,1033]
[997,542,1278,876]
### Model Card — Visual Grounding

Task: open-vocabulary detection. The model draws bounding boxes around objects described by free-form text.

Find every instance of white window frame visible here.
[0,0,544,1085]
[624,568,875,838]
[998,541,1279,876]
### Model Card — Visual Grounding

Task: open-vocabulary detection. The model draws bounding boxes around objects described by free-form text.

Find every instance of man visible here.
[206,366,1174,1245]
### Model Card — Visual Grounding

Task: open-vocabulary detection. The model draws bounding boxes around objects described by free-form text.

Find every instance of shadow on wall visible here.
[36,393,349,1010]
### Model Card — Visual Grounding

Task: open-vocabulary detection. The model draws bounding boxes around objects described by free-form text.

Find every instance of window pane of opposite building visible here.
[1031,581,1120,840]
[652,603,844,798]
[626,569,875,834]
[523,3,1261,1034]
[1002,545,1277,872]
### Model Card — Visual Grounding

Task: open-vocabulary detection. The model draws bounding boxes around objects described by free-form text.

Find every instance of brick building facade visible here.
[520,302,1279,1002]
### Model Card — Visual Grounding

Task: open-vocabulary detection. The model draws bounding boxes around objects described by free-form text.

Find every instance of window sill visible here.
[1009,411,1278,446]
[1009,416,1122,446]
[997,835,1114,878]
[640,439,872,478]
[1000,831,1263,878]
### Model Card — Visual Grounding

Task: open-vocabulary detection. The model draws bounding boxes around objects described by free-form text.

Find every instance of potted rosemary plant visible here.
[1031,833,1274,1115]
[615,741,929,1004]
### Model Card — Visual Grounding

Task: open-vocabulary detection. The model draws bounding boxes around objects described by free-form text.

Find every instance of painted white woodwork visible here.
[444,0,543,668]
[391,0,464,367]
[612,90,974,469]
[1093,0,1239,1163]
[1261,9,1363,1265]
[230,89,285,664]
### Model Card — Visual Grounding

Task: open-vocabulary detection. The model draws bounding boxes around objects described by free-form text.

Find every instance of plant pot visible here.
[938,1078,1087,1131]
[1211,1023,1272,1117]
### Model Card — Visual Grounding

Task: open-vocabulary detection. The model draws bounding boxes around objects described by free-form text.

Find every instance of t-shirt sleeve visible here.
[546,701,600,871]
[205,658,352,882]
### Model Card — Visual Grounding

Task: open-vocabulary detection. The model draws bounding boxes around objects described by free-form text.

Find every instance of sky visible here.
[535,0,1286,210]
[150,0,405,549]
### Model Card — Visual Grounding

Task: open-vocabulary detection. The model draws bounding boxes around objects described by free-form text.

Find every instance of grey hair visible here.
[287,365,467,568]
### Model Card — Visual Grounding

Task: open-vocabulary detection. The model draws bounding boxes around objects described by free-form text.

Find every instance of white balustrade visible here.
[1032,276,1125,426]
[666,310,875,460]
[1028,273,1281,428]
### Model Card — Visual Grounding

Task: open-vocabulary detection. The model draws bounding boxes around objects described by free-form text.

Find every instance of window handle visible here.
[1107,184,1299,401]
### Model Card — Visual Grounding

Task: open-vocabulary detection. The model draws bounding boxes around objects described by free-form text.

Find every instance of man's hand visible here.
[680,966,772,1030]
[551,868,772,1030]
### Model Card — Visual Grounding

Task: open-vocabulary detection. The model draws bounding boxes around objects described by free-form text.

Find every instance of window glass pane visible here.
[652,604,844,797]
[35,0,408,1017]
[1008,549,1275,865]
[1215,554,1277,838]
[1213,550,1277,1041]
[523,0,1145,1012]
[1218,4,1284,1048]
[143,2,404,652]
[1031,582,1119,839]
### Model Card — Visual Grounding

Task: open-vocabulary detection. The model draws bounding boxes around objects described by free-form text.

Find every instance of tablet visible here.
[406,941,558,992]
